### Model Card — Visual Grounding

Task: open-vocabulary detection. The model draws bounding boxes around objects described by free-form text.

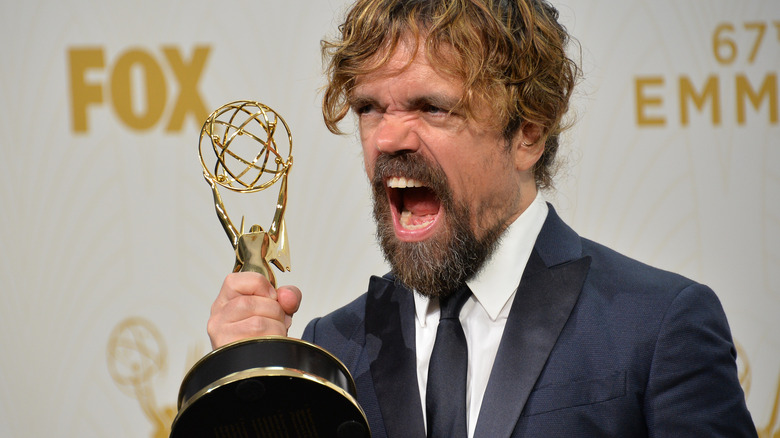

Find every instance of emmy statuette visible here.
[170,101,369,438]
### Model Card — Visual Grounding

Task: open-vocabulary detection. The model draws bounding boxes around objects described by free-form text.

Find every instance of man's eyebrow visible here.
[347,95,376,109]
[408,94,460,111]
[347,93,461,111]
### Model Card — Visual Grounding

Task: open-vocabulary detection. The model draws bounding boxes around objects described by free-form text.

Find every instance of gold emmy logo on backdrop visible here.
[107,318,178,438]
[169,101,369,438]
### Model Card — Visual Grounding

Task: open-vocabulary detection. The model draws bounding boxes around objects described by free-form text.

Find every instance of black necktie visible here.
[426,285,472,438]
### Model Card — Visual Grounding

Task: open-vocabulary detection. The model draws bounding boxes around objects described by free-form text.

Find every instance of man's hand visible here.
[207,272,302,349]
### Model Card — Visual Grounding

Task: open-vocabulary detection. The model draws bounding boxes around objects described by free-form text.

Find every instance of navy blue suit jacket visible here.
[302,206,756,437]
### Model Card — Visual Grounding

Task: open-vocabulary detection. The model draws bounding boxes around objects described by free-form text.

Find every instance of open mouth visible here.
[386,176,443,239]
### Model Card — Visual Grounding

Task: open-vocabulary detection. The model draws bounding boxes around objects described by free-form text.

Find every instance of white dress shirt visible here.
[413,192,549,438]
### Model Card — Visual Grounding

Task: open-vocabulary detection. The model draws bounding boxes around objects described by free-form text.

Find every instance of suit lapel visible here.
[365,276,427,438]
[474,206,591,437]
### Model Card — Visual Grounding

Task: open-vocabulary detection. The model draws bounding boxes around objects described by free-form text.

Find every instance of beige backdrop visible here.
[0,0,778,436]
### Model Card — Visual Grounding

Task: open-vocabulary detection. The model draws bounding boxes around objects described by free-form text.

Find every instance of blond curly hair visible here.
[322,0,579,188]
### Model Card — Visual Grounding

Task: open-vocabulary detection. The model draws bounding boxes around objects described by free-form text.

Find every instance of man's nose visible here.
[374,115,420,154]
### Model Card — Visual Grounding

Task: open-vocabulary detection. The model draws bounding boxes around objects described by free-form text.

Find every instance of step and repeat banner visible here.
[1,0,778,436]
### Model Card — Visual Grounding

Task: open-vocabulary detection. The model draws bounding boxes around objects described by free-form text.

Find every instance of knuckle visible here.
[222,273,238,289]
[246,316,284,336]
[206,316,222,338]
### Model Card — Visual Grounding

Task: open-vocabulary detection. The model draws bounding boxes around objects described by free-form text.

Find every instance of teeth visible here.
[400,211,435,230]
[387,177,424,188]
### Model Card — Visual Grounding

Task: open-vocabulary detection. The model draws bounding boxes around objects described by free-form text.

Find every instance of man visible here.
[207,0,757,436]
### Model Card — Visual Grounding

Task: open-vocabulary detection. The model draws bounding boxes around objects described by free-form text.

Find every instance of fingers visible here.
[207,272,300,349]
[214,271,276,304]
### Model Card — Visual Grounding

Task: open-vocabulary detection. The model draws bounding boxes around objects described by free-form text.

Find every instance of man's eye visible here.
[423,104,444,114]
[354,104,375,115]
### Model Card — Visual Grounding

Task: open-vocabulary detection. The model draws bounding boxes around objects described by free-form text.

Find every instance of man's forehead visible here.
[355,34,461,80]
[350,44,464,99]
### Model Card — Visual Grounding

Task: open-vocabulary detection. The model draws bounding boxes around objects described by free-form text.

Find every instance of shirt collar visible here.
[414,192,549,324]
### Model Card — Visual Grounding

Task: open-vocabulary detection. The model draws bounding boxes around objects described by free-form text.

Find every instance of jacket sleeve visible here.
[301,317,320,344]
[643,283,757,437]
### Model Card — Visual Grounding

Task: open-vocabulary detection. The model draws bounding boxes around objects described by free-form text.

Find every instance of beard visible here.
[371,152,506,299]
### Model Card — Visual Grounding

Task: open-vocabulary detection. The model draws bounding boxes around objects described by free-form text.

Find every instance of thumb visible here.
[276,285,302,320]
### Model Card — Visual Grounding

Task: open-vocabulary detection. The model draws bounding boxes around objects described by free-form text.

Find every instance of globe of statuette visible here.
[199,101,292,193]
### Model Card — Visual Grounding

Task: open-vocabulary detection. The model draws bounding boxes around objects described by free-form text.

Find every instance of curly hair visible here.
[322,0,579,189]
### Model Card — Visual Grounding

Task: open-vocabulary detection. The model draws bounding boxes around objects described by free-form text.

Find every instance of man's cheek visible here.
[361,149,377,176]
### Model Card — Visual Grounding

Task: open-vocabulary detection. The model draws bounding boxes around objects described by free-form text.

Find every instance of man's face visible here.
[350,40,536,297]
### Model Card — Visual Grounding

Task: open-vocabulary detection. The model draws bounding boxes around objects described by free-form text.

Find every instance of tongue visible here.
[402,187,440,216]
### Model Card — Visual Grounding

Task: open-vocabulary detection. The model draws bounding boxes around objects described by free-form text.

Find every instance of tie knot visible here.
[439,285,472,320]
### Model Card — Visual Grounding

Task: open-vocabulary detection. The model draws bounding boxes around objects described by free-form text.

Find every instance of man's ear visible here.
[513,122,544,172]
